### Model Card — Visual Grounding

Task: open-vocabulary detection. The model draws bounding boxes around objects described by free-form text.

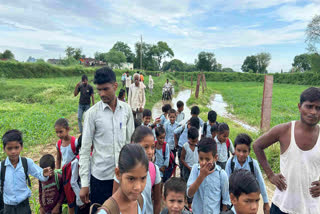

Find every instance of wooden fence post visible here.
[260,75,273,132]
[195,74,201,98]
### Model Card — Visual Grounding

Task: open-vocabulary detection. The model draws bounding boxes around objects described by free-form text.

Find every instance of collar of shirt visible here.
[214,136,223,144]
[102,98,122,111]
[5,156,21,167]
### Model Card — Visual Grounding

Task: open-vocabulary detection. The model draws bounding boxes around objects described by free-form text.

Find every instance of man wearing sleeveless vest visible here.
[253,87,320,214]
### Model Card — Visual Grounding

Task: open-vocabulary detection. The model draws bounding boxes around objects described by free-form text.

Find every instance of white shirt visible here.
[125,76,131,87]
[79,100,134,187]
[128,83,146,110]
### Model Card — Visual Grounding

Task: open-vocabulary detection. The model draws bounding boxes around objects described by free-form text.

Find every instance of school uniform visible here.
[1,156,48,214]
[114,164,161,214]
[181,142,198,182]
[187,164,231,214]
[225,156,269,204]
[176,111,185,124]
[174,124,188,170]
[215,136,234,170]
[164,120,179,151]
[154,143,170,178]
[160,114,167,125]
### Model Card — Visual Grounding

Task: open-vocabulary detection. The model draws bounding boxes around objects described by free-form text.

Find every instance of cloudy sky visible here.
[0,0,319,72]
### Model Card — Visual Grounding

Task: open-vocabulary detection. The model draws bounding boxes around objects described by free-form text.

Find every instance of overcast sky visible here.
[0,0,319,72]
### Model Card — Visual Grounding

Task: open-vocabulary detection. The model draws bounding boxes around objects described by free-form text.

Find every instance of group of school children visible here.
[0,98,269,214]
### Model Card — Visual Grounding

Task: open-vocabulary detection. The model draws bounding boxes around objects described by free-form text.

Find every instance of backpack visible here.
[202,122,208,138]
[226,138,231,158]
[175,124,186,144]
[149,161,156,187]
[57,136,77,157]
[230,156,254,175]
[41,171,60,190]
[156,142,176,182]
[62,155,79,206]
[90,195,144,214]
[0,157,31,214]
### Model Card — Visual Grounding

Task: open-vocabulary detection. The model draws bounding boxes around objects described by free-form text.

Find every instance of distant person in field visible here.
[74,75,94,133]
[79,67,134,206]
[128,73,146,121]
[125,71,132,97]
[149,75,154,95]
[253,87,320,214]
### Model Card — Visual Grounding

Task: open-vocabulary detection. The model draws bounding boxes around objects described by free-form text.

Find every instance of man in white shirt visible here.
[128,73,146,121]
[79,67,134,206]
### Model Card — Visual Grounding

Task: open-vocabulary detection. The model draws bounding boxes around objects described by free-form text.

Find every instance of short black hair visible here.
[234,133,252,151]
[155,126,166,137]
[94,67,116,84]
[189,117,200,130]
[164,177,187,199]
[131,126,154,143]
[191,106,200,115]
[2,129,23,148]
[118,144,149,174]
[229,169,260,199]
[188,126,199,140]
[300,87,320,104]
[218,123,229,133]
[82,74,88,81]
[55,118,69,129]
[40,154,55,169]
[177,101,184,108]
[208,111,217,123]
[143,109,152,118]
[210,123,219,133]
[162,104,172,113]
[168,109,176,115]
[198,137,217,156]
[118,89,125,99]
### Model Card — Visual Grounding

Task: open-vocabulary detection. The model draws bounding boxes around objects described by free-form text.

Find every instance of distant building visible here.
[80,58,107,66]
[47,59,62,64]
[107,62,134,70]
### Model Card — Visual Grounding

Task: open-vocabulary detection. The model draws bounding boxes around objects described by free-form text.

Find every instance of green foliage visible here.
[111,41,135,63]
[292,53,312,72]
[151,41,174,68]
[242,55,258,73]
[256,52,271,74]
[310,53,320,73]
[162,59,184,71]
[1,50,14,60]
[105,50,127,68]
[65,46,84,60]
[134,42,159,71]
[59,57,79,66]
[196,51,217,71]
[221,67,234,72]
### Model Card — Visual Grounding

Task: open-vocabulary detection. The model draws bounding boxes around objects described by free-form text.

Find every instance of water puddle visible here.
[152,89,191,125]
[207,94,259,133]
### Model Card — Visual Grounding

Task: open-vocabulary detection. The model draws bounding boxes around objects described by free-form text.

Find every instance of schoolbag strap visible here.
[57,139,62,157]
[21,157,31,187]
[249,157,255,174]
[1,160,6,193]
[70,136,76,155]
[89,203,103,214]
[101,197,120,214]
[162,142,167,161]
[203,122,207,137]
[230,157,235,173]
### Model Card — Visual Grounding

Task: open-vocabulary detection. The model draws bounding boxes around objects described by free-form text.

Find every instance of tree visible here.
[196,51,217,71]
[292,53,312,72]
[105,50,126,68]
[241,55,258,73]
[111,41,134,63]
[65,46,75,58]
[59,57,79,66]
[183,63,197,72]
[163,59,184,71]
[73,48,83,60]
[306,15,320,53]
[151,41,174,68]
[1,50,14,60]
[311,53,320,72]
[222,67,235,72]
[256,52,271,73]
[134,42,159,70]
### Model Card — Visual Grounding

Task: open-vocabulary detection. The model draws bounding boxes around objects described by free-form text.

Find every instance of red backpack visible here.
[226,138,231,158]
[57,136,77,157]
[155,141,176,182]
[62,155,79,206]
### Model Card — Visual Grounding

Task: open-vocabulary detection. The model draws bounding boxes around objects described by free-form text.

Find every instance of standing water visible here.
[208,94,259,133]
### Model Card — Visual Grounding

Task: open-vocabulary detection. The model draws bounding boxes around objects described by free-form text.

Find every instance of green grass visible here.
[205,81,312,128]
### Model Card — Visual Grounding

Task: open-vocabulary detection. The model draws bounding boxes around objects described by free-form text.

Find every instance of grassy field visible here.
[0,73,170,159]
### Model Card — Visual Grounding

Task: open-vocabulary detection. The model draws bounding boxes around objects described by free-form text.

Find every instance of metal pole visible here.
[140,35,143,70]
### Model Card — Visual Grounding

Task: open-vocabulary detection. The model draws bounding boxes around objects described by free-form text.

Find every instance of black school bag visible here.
[0,157,31,214]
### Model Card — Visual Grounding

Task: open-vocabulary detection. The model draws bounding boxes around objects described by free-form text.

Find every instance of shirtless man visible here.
[253,87,320,214]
